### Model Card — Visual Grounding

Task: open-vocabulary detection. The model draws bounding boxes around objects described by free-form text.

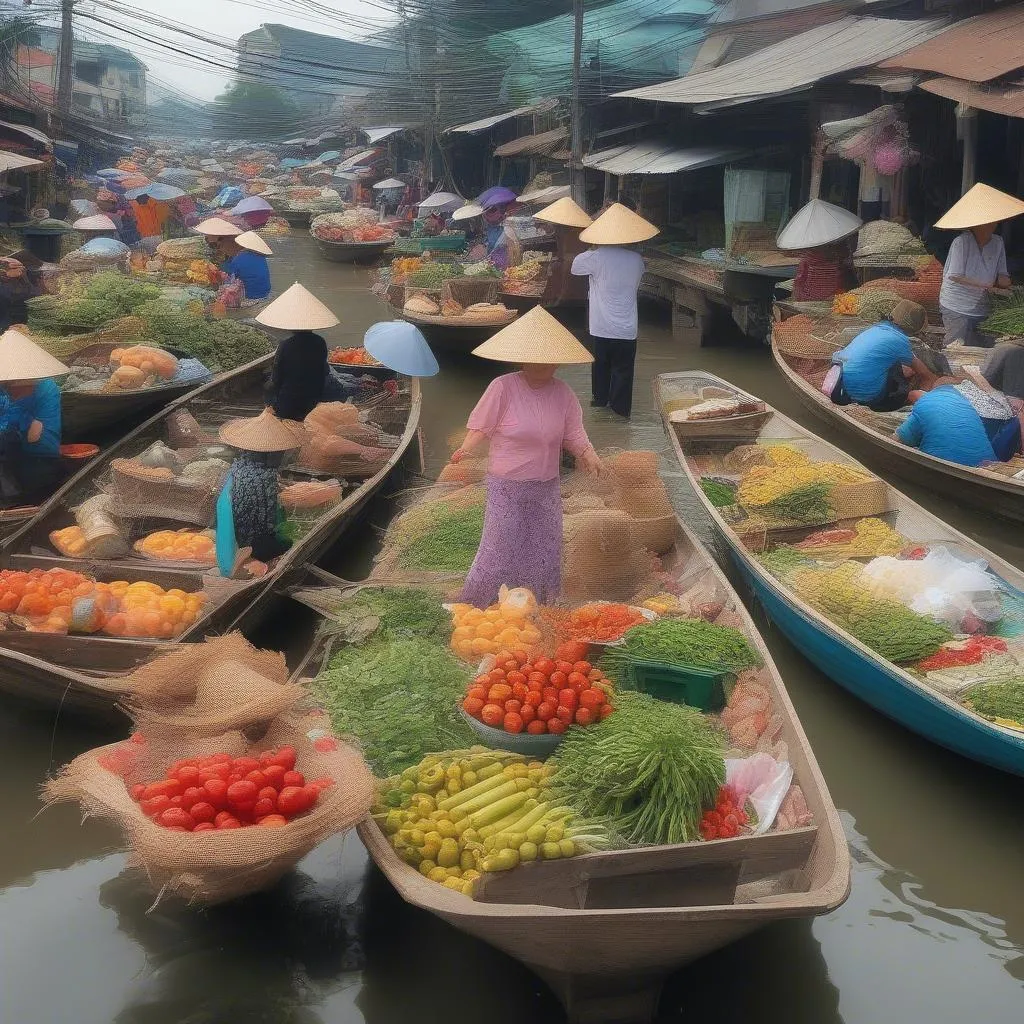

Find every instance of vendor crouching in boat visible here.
[894,384,998,467]
[449,307,602,607]
[215,409,302,570]
[823,300,946,411]
[0,329,69,507]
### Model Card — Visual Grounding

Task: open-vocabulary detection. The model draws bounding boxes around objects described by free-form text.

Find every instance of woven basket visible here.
[443,277,499,307]
[773,317,838,361]
[107,462,217,525]
[826,478,889,519]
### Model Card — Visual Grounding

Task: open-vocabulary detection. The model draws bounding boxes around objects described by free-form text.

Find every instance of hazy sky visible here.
[85,0,394,101]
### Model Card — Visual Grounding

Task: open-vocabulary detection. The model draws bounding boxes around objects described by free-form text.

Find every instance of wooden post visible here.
[959,106,978,194]
[570,0,585,206]
[808,134,825,201]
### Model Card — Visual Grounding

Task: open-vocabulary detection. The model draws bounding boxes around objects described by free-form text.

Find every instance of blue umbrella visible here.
[478,186,517,210]
[96,168,129,178]
[315,150,341,163]
[212,185,245,209]
[80,237,129,256]
[364,321,439,378]
[124,182,186,201]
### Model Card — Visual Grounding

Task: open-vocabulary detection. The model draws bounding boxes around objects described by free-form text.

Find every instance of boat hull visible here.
[313,238,393,263]
[61,381,197,439]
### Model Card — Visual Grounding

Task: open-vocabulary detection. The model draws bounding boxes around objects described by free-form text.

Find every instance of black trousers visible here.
[589,335,637,418]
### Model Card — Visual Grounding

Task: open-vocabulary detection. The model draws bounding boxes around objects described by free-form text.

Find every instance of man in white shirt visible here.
[570,202,658,418]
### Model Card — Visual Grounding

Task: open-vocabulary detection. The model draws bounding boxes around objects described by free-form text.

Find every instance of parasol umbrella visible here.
[478,186,517,209]
[231,195,274,216]
[124,182,186,201]
[95,168,129,179]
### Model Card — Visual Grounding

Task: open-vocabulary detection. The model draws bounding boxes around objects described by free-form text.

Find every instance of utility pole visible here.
[569,0,585,207]
[56,0,74,113]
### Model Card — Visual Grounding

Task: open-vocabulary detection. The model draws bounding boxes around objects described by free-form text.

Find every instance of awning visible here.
[336,148,380,171]
[494,127,568,158]
[920,76,1024,119]
[518,183,571,204]
[0,150,45,173]
[0,120,51,148]
[362,126,405,144]
[582,141,747,176]
[881,7,1024,83]
[446,99,558,135]
[615,17,946,107]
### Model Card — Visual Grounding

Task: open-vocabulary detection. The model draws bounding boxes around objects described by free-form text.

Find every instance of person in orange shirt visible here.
[130,194,169,240]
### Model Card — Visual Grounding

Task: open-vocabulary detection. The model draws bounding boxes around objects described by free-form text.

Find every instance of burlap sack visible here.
[119,633,305,737]
[42,717,375,905]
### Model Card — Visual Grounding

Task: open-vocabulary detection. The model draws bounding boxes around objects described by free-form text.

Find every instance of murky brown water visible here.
[2,234,1022,1024]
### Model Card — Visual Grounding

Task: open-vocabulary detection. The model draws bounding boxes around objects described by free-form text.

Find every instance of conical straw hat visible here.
[935,183,1024,230]
[533,197,592,229]
[776,199,861,251]
[579,203,658,245]
[255,283,339,330]
[219,408,303,452]
[0,328,69,382]
[472,306,593,364]
[236,230,272,255]
[193,216,242,236]
[451,203,483,222]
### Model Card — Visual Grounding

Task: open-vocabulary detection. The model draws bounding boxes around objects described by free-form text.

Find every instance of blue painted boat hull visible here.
[726,547,1024,777]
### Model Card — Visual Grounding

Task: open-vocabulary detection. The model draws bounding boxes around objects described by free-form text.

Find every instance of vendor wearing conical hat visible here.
[449,307,601,608]
[256,283,339,421]
[0,328,69,507]
[936,183,1024,348]
[95,189,140,246]
[571,202,658,418]
[215,409,303,570]
[218,231,273,302]
[533,197,593,307]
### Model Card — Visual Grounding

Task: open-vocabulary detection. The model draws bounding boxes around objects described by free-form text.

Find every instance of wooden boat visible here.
[290,525,849,1023]
[0,356,421,721]
[278,209,312,228]
[770,332,1024,522]
[396,305,518,352]
[655,370,1024,777]
[312,235,395,264]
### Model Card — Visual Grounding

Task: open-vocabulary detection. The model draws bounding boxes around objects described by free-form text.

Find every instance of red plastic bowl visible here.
[60,443,99,459]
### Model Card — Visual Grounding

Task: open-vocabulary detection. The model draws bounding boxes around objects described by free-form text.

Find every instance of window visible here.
[128,71,140,88]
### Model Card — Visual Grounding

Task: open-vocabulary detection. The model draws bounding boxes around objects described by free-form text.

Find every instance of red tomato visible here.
[542,686,560,704]
[234,801,257,822]
[216,816,241,829]
[487,668,506,684]
[510,649,529,665]
[536,701,555,722]
[277,786,310,818]
[579,688,605,709]
[503,699,522,716]
[467,684,488,702]
[555,706,574,724]
[567,672,589,691]
[258,814,288,827]
[600,704,614,719]
[554,660,574,675]
[159,807,194,830]
[519,703,536,724]
[129,784,146,801]
[190,801,216,824]
[214,810,236,826]
[574,707,595,726]
[168,758,197,775]
[267,747,298,772]
[206,761,232,780]
[558,688,578,710]
[301,784,320,809]
[510,681,529,701]
[534,657,555,676]
[556,641,590,662]
[282,770,305,788]
[526,719,547,734]
[572,661,593,675]
[244,769,268,790]
[253,798,277,819]
[143,779,181,799]
[193,822,216,832]
[527,672,547,689]
[503,712,524,734]
[174,765,202,787]
[226,780,258,805]
[180,786,206,810]
[203,778,228,807]
[257,786,278,803]
[208,753,232,764]
[549,671,568,689]
[232,757,261,775]
[487,683,512,703]
[481,703,504,727]
[140,795,171,817]
[462,696,485,718]
[547,718,567,734]
[522,689,542,707]
[168,795,183,808]
[262,764,287,789]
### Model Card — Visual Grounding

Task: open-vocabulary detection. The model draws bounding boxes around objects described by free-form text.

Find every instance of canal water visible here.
[1,233,1022,1024]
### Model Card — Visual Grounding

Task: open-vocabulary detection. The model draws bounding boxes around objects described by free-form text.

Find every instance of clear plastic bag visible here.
[725,753,793,835]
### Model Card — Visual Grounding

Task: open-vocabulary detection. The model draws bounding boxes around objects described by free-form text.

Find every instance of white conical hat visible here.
[236,231,272,255]
[0,328,69,383]
[193,216,242,236]
[533,197,592,229]
[219,408,303,452]
[472,306,592,364]
[255,283,339,330]
[579,203,658,245]
[73,214,118,232]
[776,199,862,251]
[934,182,1024,230]
[451,203,483,222]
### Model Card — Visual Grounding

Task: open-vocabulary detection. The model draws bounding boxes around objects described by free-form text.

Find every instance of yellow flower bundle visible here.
[832,292,859,315]
[789,562,867,621]
[737,461,872,508]
[764,445,811,468]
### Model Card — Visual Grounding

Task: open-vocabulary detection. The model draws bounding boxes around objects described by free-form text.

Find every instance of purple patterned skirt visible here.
[460,474,562,608]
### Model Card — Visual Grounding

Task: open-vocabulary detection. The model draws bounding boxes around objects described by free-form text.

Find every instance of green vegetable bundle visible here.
[845,603,952,663]
[551,691,726,845]
[760,482,832,525]
[406,263,462,288]
[962,679,1024,723]
[312,636,475,776]
[394,499,485,573]
[700,477,737,507]
[602,617,760,678]
[980,287,1024,336]
[757,545,814,578]
[319,586,451,644]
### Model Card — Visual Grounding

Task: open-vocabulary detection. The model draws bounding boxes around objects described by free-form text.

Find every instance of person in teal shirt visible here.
[895,384,996,467]
[0,329,69,506]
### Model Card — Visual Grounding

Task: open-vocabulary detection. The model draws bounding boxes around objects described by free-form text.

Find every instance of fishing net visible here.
[116,633,304,737]
[43,715,374,905]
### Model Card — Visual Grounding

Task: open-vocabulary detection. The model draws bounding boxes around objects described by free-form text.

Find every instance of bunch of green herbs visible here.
[602,618,760,678]
[962,679,1024,723]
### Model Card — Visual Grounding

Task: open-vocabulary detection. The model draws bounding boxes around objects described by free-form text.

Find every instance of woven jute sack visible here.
[42,717,375,905]
[826,478,890,519]
[119,632,306,737]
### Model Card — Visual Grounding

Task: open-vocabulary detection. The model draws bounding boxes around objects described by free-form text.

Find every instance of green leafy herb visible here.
[602,618,760,678]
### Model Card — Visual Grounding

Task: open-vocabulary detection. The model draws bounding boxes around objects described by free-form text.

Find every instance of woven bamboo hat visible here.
[255,283,339,330]
[776,199,861,251]
[579,203,658,245]
[472,306,593,364]
[451,202,483,222]
[193,216,242,237]
[73,214,118,232]
[534,197,593,229]
[219,408,303,452]
[935,182,1024,230]
[236,230,273,255]
[0,328,69,383]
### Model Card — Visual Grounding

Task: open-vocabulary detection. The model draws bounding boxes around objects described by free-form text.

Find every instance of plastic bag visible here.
[726,753,793,835]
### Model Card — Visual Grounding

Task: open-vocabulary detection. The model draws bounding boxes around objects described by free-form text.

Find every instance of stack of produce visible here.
[185,260,223,287]
[549,601,650,644]
[502,257,549,296]
[381,489,486,576]
[981,286,1024,337]
[792,518,906,558]
[390,256,423,283]
[312,209,394,243]
[448,587,543,661]
[134,529,216,563]
[962,679,1024,730]
[328,347,381,367]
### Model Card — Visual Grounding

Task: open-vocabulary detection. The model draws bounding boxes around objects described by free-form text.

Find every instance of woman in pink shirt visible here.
[449,308,601,607]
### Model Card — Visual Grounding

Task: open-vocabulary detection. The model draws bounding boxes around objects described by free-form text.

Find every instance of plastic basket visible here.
[420,233,466,252]
[459,708,563,758]
[620,659,733,711]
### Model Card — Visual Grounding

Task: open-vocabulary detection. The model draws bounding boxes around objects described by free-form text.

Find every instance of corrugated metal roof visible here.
[0,121,51,148]
[920,76,1024,119]
[582,140,747,175]
[881,8,1024,83]
[363,126,406,144]
[0,150,45,173]
[616,16,946,106]
[518,183,571,204]
[336,148,380,171]
[494,127,568,158]
[446,99,558,135]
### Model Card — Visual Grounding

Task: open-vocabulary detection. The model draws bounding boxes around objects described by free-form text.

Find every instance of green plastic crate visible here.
[622,659,733,712]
